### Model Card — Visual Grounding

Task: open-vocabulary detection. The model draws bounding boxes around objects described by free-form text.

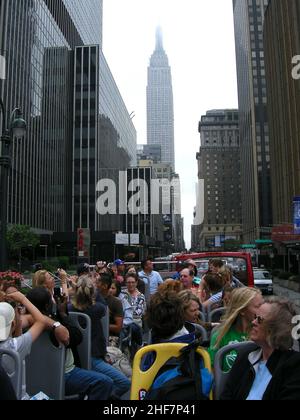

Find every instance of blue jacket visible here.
[142,323,196,370]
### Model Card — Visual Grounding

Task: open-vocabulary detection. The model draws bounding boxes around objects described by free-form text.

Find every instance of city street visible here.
[2,0,300,403]
[274,283,300,314]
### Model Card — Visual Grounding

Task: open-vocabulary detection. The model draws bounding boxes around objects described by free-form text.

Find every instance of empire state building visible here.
[147,27,175,170]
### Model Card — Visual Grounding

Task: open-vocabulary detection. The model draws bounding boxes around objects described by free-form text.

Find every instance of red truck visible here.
[174,252,254,288]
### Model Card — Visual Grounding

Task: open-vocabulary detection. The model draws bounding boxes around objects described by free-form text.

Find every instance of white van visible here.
[253,269,273,295]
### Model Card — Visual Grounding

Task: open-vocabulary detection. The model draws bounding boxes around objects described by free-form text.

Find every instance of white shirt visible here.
[246,349,272,401]
[246,361,272,400]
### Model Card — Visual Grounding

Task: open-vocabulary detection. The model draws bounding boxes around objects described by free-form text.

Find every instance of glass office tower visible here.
[0,0,136,246]
[233,0,272,243]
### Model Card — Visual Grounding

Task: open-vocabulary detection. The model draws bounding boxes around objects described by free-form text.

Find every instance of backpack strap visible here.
[184,343,203,400]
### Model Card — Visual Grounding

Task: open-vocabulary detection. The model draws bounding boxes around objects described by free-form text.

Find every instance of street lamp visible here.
[0,100,26,271]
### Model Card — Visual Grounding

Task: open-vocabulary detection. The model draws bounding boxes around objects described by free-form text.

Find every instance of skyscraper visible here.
[195,110,242,251]
[233,0,272,243]
[264,0,300,228]
[0,0,136,261]
[147,27,175,170]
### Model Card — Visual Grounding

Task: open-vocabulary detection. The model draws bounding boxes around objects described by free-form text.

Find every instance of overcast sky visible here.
[102,0,238,249]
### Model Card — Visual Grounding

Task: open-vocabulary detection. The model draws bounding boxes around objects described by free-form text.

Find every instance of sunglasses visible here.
[254,314,265,324]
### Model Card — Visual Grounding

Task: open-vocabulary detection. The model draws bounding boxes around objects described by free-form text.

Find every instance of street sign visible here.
[115,234,129,245]
[255,240,273,245]
[259,227,272,233]
[214,236,221,248]
[115,234,140,245]
[241,244,256,249]
[272,224,300,242]
[130,234,140,245]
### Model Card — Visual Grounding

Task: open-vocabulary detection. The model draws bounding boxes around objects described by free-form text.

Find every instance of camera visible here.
[8,302,24,313]
[53,287,62,298]
[9,301,18,309]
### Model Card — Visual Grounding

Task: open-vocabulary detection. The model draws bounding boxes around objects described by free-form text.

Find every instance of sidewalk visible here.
[274,283,300,314]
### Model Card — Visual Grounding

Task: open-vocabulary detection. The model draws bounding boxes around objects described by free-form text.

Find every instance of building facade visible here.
[194,110,242,251]
[264,0,300,228]
[147,27,175,170]
[99,51,137,166]
[135,157,184,253]
[0,0,136,262]
[125,166,164,259]
[137,144,162,164]
[233,0,272,243]
[72,45,134,233]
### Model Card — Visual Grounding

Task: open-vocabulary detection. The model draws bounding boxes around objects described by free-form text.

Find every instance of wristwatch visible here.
[52,321,62,330]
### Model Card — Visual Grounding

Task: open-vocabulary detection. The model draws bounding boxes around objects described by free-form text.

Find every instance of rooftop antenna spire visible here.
[155,26,164,51]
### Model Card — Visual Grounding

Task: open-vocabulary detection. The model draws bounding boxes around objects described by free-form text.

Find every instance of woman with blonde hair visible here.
[178,290,218,331]
[218,265,232,287]
[71,275,96,310]
[32,270,55,291]
[69,275,130,397]
[208,287,264,372]
[33,269,69,300]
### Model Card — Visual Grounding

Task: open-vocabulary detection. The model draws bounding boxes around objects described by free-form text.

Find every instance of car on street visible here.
[253,269,273,295]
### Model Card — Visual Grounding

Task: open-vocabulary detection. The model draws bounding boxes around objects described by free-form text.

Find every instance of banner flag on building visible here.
[77,228,91,257]
[293,197,300,234]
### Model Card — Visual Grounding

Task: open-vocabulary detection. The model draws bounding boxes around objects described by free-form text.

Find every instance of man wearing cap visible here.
[115,259,125,282]
[110,260,125,284]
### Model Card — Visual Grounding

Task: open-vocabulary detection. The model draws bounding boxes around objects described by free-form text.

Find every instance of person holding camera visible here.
[0,291,47,399]
[33,269,69,304]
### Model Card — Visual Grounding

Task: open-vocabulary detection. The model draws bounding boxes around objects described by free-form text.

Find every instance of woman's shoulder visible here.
[119,291,129,301]
[223,327,247,343]
[136,291,146,300]
[85,302,106,317]
[211,327,242,348]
